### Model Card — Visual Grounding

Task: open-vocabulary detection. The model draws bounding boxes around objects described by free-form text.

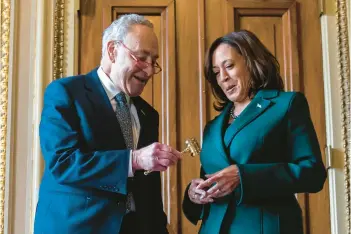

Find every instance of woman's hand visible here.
[197,165,240,199]
[188,178,214,204]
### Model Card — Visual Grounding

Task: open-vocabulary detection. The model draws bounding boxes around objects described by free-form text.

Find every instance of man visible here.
[34,14,180,234]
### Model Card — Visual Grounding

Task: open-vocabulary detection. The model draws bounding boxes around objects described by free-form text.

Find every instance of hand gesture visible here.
[197,165,240,199]
[188,178,214,204]
[132,142,181,172]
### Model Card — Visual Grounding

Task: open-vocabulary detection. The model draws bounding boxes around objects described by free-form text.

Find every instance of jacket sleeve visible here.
[235,92,327,205]
[182,167,206,225]
[39,81,130,194]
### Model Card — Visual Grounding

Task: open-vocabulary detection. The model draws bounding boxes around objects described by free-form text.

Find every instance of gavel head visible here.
[184,138,201,157]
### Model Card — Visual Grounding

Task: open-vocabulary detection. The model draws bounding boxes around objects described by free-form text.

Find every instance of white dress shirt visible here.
[97,67,140,177]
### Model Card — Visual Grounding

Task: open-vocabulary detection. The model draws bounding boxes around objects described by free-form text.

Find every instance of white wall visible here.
[9,0,33,233]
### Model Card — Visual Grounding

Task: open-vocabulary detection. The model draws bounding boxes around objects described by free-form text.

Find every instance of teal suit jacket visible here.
[183,90,326,234]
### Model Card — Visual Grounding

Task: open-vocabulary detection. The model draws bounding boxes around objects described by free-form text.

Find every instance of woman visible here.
[182,30,326,234]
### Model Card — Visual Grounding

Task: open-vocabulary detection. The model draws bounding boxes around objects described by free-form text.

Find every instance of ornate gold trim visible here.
[336,0,351,233]
[53,0,65,79]
[0,0,10,233]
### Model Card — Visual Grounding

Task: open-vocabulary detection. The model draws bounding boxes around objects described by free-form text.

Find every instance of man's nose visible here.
[141,66,155,77]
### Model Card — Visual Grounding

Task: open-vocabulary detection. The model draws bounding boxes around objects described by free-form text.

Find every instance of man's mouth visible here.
[133,75,147,84]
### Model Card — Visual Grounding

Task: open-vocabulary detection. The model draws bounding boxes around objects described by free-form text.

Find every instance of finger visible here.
[198,198,214,204]
[195,192,214,203]
[206,183,220,194]
[158,144,182,159]
[196,181,209,190]
[191,194,206,204]
[196,176,218,190]
[155,150,178,164]
[156,143,170,151]
[198,175,220,189]
[209,189,222,198]
[194,188,206,197]
[169,148,182,159]
[204,172,217,178]
[157,159,174,167]
[199,195,214,203]
[191,179,204,187]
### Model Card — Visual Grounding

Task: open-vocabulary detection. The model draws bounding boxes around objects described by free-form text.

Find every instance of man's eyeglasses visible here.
[117,41,162,75]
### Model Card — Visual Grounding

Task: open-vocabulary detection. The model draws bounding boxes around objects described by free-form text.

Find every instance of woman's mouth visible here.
[226,85,237,93]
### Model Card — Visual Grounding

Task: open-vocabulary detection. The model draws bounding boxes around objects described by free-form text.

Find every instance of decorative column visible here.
[0,0,11,233]
[336,0,351,233]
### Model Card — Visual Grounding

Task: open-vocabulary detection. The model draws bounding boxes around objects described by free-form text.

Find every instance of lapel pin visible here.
[141,109,146,116]
[257,103,262,108]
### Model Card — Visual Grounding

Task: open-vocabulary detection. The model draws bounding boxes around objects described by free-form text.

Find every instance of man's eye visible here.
[137,56,148,62]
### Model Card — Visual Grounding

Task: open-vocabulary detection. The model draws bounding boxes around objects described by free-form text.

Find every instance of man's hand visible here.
[132,142,181,172]
[197,165,240,199]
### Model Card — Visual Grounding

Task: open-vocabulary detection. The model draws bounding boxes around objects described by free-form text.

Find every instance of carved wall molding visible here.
[53,0,65,80]
[0,0,11,233]
[336,0,351,233]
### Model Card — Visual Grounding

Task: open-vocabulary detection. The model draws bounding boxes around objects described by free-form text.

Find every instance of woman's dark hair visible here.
[205,30,284,111]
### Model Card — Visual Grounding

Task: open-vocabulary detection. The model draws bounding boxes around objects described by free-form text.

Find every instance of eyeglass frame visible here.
[115,40,162,75]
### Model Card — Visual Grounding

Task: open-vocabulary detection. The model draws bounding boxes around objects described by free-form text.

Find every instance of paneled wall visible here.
[78,1,330,233]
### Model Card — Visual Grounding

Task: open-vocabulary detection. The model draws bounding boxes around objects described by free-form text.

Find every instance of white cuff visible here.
[128,150,134,177]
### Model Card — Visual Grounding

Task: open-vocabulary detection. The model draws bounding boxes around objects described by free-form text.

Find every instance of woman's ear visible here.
[107,41,117,62]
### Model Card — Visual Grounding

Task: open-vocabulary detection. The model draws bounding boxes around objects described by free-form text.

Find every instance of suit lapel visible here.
[211,104,232,162]
[223,90,278,147]
[84,68,122,136]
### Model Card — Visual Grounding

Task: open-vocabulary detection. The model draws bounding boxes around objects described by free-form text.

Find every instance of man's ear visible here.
[107,41,117,62]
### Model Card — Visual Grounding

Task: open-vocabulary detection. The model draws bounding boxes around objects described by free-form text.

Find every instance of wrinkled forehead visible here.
[123,25,159,58]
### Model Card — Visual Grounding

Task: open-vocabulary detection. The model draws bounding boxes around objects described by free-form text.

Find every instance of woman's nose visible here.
[219,72,229,82]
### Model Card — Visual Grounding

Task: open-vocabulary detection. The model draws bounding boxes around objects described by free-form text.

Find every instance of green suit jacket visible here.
[183,90,326,234]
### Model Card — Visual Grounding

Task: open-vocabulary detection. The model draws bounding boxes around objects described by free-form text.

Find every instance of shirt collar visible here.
[97,66,131,105]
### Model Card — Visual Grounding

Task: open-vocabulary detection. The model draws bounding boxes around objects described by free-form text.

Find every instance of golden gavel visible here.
[144,138,201,175]
[181,138,201,156]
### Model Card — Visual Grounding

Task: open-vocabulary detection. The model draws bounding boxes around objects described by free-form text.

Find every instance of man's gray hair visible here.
[102,14,154,56]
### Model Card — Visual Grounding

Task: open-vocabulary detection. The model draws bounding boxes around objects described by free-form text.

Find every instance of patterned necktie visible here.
[114,92,134,213]
[114,92,134,149]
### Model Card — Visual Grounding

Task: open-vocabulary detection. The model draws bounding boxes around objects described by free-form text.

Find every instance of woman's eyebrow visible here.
[212,59,232,69]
